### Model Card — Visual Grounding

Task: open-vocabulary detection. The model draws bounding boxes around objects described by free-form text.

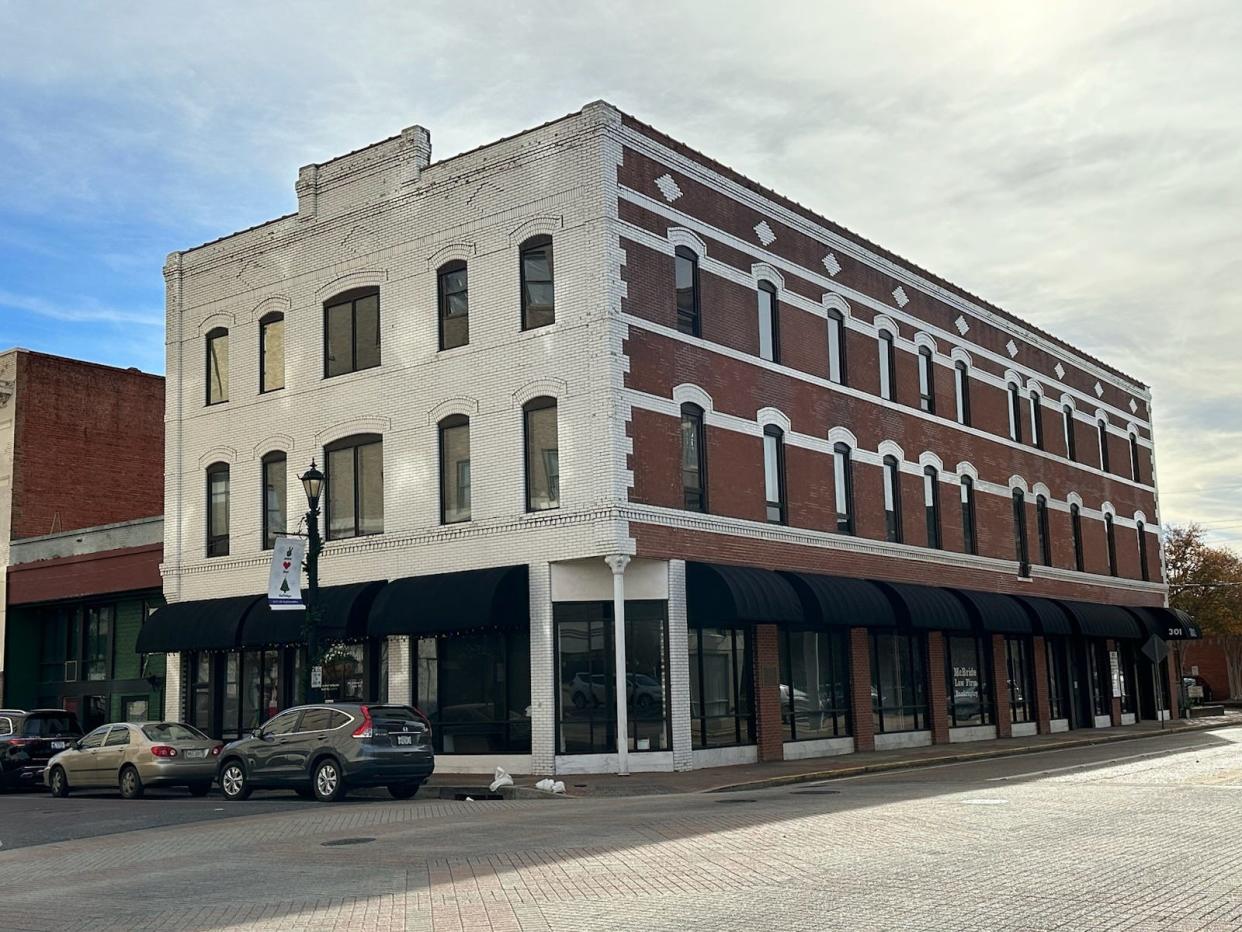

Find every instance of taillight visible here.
[211,744,222,757]
[413,706,433,739]
[351,705,374,739]
[151,745,178,758]
[7,738,32,747]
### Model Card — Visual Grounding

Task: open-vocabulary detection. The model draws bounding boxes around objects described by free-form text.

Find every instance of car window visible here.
[23,713,81,737]
[80,727,109,750]
[298,708,335,732]
[0,718,11,737]
[263,711,301,736]
[104,726,131,747]
[370,706,421,735]
[142,722,209,742]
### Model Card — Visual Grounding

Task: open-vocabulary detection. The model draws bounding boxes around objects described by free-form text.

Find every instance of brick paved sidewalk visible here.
[426,712,1241,798]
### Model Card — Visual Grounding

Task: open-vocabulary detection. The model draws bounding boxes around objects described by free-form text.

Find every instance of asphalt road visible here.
[3,727,1241,931]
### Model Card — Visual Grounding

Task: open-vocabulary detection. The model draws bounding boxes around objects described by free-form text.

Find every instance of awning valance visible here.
[952,589,1032,634]
[782,572,897,629]
[1057,600,1143,640]
[1129,606,1202,641]
[1169,608,1202,639]
[686,562,804,627]
[367,565,528,637]
[135,595,263,653]
[1012,595,1074,636]
[877,581,973,632]
[241,581,384,647]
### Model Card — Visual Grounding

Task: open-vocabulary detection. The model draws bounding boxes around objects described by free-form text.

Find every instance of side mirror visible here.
[74,740,83,751]
[251,728,264,740]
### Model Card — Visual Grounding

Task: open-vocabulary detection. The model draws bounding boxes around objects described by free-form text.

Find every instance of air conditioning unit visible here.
[64,660,79,682]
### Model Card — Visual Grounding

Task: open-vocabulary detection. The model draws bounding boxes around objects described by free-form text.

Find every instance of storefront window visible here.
[84,606,113,681]
[1087,641,1111,717]
[191,653,212,731]
[222,653,240,740]
[1046,637,1070,720]
[946,635,993,727]
[321,644,366,703]
[1118,643,1138,714]
[1005,636,1035,724]
[689,625,753,749]
[780,629,851,741]
[870,631,928,733]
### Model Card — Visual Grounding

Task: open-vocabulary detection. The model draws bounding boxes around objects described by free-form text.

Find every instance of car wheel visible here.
[49,766,70,798]
[188,782,211,798]
[219,761,251,801]
[387,782,421,800]
[119,765,145,800]
[312,758,346,802]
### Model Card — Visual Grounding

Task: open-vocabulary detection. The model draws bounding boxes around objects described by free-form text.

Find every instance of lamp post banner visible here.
[268,536,306,610]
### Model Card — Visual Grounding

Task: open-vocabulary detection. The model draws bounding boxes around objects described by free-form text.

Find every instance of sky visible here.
[0,1,1239,547]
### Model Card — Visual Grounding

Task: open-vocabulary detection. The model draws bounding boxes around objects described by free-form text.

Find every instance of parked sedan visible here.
[45,721,222,799]
[217,704,435,803]
[1,709,82,791]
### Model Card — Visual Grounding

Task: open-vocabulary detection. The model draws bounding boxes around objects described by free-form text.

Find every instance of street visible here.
[3,728,1242,931]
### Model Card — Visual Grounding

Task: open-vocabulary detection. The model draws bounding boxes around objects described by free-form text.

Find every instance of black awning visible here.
[782,572,897,629]
[686,562,805,627]
[876,581,973,632]
[1129,606,1202,641]
[135,595,262,653]
[1056,600,1143,639]
[367,565,528,637]
[241,581,385,647]
[1013,596,1074,636]
[952,589,1032,634]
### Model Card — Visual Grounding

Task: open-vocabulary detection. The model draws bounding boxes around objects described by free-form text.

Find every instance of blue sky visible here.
[1,1,1239,546]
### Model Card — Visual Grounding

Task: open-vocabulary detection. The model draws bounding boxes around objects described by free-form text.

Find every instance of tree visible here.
[1165,524,1242,698]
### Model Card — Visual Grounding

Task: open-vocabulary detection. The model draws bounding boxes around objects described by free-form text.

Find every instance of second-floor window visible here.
[261,452,286,550]
[438,261,469,350]
[954,361,971,426]
[1036,494,1051,566]
[1097,419,1111,472]
[206,462,230,558]
[918,347,935,413]
[325,435,384,540]
[827,310,846,384]
[1030,392,1044,449]
[757,281,779,363]
[259,313,284,393]
[1105,512,1118,577]
[1137,521,1150,581]
[1129,432,1142,483]
[1071,503,1085,571]
[1013,489,1029,573]
[681,403,707,512]
[960,476,977,555]
[524,397,560,511]
[325,288,380,377]
[520,236,555,330]
[206,328,229,405]
[1007,382,1022,443]
[923,466,941,549]
[878,330,895,401]
[883,455,902,543]
[1063,405,1077,461]
[675,246,700,337]
[833,442,854,534]
[763,425,787,524]
[439,415,471,524]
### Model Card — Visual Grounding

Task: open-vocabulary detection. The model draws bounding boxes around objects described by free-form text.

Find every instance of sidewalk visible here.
[424,712,1241,798]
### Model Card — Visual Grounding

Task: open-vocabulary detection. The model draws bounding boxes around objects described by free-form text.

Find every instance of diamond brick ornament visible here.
[1006,339,1019,358]
[954,315,969,335]
[892,286,909,307]
[1054,363,1066,379]
[654,173,682,203]
[1094,382,1105,397]
[822,253,841,277]
[754,221,776,245]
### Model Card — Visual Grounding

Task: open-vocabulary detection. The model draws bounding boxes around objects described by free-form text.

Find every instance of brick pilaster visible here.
[1165,655,1181,720]
[1107,639,1122,726]
[848,627,875,752]
[753,624,784,762]
[927,632,950,744]
[992,634,1012,739]
[1031,635,1052,734]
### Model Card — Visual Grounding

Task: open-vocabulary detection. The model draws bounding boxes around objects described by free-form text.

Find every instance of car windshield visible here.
[24,714,81,737]
[142,722,209,742]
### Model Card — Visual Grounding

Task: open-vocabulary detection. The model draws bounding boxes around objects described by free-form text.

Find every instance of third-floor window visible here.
[1063,405,1077,461]
[918,347,935,414]
[259,313,284,393]
[206,327,229,405]
[878,330,895,402]
[954,361,971,426]
[325,288,380,377]
[1007,383,1023,443]
[438,261,469,350]
[1097,418,1111,472]
[520,236,555,330]
[1030,392,1044,450]
[827,310,846,384]
[757,281,779,363]
[675,246,700,337]
[1129,432,1143,483]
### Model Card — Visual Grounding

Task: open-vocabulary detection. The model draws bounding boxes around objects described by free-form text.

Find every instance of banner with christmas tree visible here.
[268,536,306,610]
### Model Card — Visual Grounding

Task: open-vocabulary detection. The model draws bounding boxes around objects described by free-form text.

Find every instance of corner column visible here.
[528,562,556,775]
[605,555,631,776]
[992,635,1012,739]
[165,652,183,721]
[847,628,875,752]
[1164,655,1181,720]
[927,632,951,744]
[753,624,784,763]
[387,635,412,705]
[1031,635,1052,734]
[667,560,694,771]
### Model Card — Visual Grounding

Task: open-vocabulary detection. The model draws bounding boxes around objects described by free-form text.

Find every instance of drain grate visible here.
[792,789,841,796]
[321,837,376,847]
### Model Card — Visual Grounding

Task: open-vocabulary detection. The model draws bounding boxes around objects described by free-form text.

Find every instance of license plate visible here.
[51,741,66,751]
[184,749,207,759]
[396,735,413,746]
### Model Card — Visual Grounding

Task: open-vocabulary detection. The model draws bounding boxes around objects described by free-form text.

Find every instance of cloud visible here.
[0,291,162,328]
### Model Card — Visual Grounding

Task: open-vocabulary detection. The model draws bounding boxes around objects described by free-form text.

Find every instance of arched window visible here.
[954,361,971,426]
[1007,383,1023,443]
[877,330,896,401]
[1137,521,1150,581]
[883,455,902,543]
[1012,489,1030,575]
[680,402,707,512]
[261,451,286,550]
[675,246,700,337]
[757,281,779,363]
[1062,405,1077,461]
[524,397,559,511]
[438,260,469,350]
[1097,418,1111,472]
[439,415,471,524]
[206,462,230,557]
[325,434,384,539]
[259,313,284,393]
[763,425,786,524]
[1105,512,1118,577]
[520,236,555,330]
[827,310,847,385]
[324,287,380,377]
[205,327,229,405]
[1030,392,1044,450]
[1035,494,1051,566]
[918,346,935,414]
[1129,432,1142,483]
[960,476,977,555]
[923,466,941,549]
[833,442,854,535]
[1070,503,1085,571]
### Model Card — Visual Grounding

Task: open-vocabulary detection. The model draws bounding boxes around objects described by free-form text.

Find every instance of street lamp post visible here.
[300,461,325,704]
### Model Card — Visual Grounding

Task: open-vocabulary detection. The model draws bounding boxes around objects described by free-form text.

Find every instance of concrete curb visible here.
[703,719,1228,795]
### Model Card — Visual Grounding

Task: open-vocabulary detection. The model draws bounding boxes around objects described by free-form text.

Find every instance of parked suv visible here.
[0,709,83,790]
[217,704,434,803]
